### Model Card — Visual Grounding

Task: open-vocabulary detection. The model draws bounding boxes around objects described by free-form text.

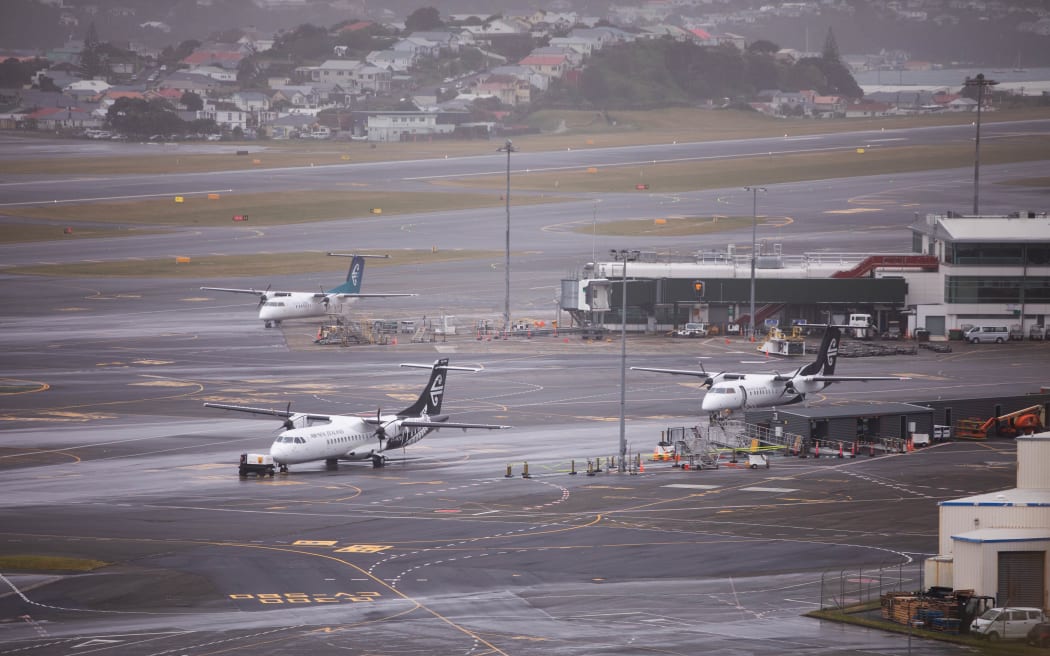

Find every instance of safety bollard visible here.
[850,442,857,459]
[570,459,577,475]
[521,461,532,478]
[505,463,513,478]
[594,457,603,473]
[838,442,844,459]
[869,443,875,457]
[586,459,595,476]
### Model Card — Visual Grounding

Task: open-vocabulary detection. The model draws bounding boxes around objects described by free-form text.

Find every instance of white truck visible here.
[847,313,875,340]
[239,453,276,477]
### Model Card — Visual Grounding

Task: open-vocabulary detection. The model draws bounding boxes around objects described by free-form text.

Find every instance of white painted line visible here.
[740,486,797,493]
[664,483,720,490]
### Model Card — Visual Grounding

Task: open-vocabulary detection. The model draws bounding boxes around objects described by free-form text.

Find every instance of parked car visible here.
[672,322,708,338]
[970,607,1046,640]
[1028,622,1050,648]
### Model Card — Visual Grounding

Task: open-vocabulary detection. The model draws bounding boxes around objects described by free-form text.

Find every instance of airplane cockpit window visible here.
[294,437,305,444]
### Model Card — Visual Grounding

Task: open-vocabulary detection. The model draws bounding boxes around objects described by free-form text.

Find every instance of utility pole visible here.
[498,139,517,333]
[611,248,640,473]
[744,186,766,340]
[964,74,997,215]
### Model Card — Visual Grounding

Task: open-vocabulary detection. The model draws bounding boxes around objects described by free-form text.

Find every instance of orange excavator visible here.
[955,405,1046,440]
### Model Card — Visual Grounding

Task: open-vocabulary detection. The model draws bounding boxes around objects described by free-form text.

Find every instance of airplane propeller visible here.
[372,408,397,450]
[258,284,272,306]
[281,402,294,430]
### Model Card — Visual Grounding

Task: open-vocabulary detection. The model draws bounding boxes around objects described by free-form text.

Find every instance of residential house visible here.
[261,113,314,139]
[946,97,978,112]
[530,46,582,68]
[271,86,317,108]
[189,66,237,83]
[393,37,441,60]
[181,47,245,70]
[843,100,894,118]
[489,65,548,91]
[518,54,569,80]
[352,65,391,95]
[232,91,270,113]
[312,60,362,85]
[158,72,222,94]
[26,106,101,130]
[201,101,247,131]
[474,74,531,106]
[771,89,816,116]
[812,95,847,117]
[364,111,446,142]
[366,50,416,72]
[407,31,472,52]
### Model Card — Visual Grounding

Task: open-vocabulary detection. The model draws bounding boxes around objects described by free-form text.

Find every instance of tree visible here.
[79,22,107,80]
[405,7,442,32]
[747,40,780,56]
[181,91,204,111]
[107,97,184,137]
[822,28,841,64]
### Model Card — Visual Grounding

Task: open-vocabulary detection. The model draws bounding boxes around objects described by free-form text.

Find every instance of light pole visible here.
[611,248,640,473]
[744,186,766,340]
[964,74,997,215]
[498,139,517,333]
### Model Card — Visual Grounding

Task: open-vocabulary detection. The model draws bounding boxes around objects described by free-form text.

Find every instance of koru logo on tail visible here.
[351,262,362,287]
[826,337,839,369]
[429,373,444,408]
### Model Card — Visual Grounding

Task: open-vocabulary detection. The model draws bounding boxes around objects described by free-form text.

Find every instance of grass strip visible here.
[7,248,504,278]
[0,554,109,572]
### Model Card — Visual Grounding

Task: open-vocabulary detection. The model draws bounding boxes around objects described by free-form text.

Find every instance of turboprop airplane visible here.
[631,326,909,415]
[201,253,415,328]
[204,358,510,471]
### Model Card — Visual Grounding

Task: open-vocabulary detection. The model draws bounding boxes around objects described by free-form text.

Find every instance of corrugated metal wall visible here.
[1017,434,1050,489]
[939,507,1050,555]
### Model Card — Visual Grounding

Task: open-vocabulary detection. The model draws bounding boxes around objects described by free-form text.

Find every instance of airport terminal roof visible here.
[951,527,1050,544]
[757,402,932,419]
[916,214,1050,242]
[941,487,1050,508]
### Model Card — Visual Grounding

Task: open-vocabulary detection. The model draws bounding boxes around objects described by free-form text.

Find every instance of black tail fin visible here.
[399,358,450,417]
[799,326,840,376]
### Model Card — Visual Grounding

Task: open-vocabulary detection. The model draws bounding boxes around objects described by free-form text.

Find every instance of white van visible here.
[965,325,1009,344]
[970,607,1046,640]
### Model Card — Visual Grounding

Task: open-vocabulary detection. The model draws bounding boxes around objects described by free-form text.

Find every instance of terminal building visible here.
[561,211,1050,339]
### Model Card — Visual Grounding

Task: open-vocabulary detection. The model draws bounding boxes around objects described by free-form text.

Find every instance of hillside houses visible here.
[2,8,1011,144]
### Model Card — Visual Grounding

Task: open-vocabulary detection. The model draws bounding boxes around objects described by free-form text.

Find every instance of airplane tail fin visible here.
[326,255,365,294]
[398,359,482,418]
[799,326,840,376]
[400,358,451,417]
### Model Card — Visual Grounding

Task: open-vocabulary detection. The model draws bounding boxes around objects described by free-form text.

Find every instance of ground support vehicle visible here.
[239,453,276,477]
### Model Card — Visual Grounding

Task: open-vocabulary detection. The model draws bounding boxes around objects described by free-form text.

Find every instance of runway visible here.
[1,122,1047,655]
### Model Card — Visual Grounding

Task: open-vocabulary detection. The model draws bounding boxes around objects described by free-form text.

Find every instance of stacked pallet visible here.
[881,593,960,626]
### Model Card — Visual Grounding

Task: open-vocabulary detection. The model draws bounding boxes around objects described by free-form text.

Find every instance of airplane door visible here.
[738,386,748,408]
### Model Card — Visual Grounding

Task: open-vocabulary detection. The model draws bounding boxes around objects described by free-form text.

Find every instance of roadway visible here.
[1,121,1048,655]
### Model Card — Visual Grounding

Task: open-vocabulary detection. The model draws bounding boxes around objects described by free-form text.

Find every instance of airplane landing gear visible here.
[325,458,338,470]
[279,463,288,474]
[264,321,272,328]
[371,454,386,469]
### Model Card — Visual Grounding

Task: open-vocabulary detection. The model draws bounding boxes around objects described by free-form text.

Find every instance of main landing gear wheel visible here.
[372,454,386,469]
[325,458,338,470]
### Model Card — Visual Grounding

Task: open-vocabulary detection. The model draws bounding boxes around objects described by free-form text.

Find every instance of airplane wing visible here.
[203,402,331,422]
[200,286,271,297]
[399,419,511,430]
[330,292,418,299]
[630,366,708,378]
[808,375,911,382]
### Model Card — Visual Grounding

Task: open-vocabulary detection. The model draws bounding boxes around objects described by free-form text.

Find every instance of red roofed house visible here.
[26,106,101,130]
[338,21,373,33]
[518,54,568,80]
[181,49,245,68]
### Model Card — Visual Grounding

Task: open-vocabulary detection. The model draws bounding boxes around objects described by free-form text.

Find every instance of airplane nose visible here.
[270,441,291,464]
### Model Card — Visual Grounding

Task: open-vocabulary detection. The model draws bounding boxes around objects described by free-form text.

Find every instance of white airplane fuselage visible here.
[270,413,429,465]
[701,375,828,412]
[258,293,358,324]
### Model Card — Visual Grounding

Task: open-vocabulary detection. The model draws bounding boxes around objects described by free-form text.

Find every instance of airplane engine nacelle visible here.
[791,377,824,395]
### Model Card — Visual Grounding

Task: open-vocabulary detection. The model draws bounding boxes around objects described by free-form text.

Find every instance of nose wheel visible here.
[371,454,386,469]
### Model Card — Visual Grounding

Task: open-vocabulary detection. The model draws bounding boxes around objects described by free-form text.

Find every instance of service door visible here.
[925,315,946,337]
[997,551,1045,608]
